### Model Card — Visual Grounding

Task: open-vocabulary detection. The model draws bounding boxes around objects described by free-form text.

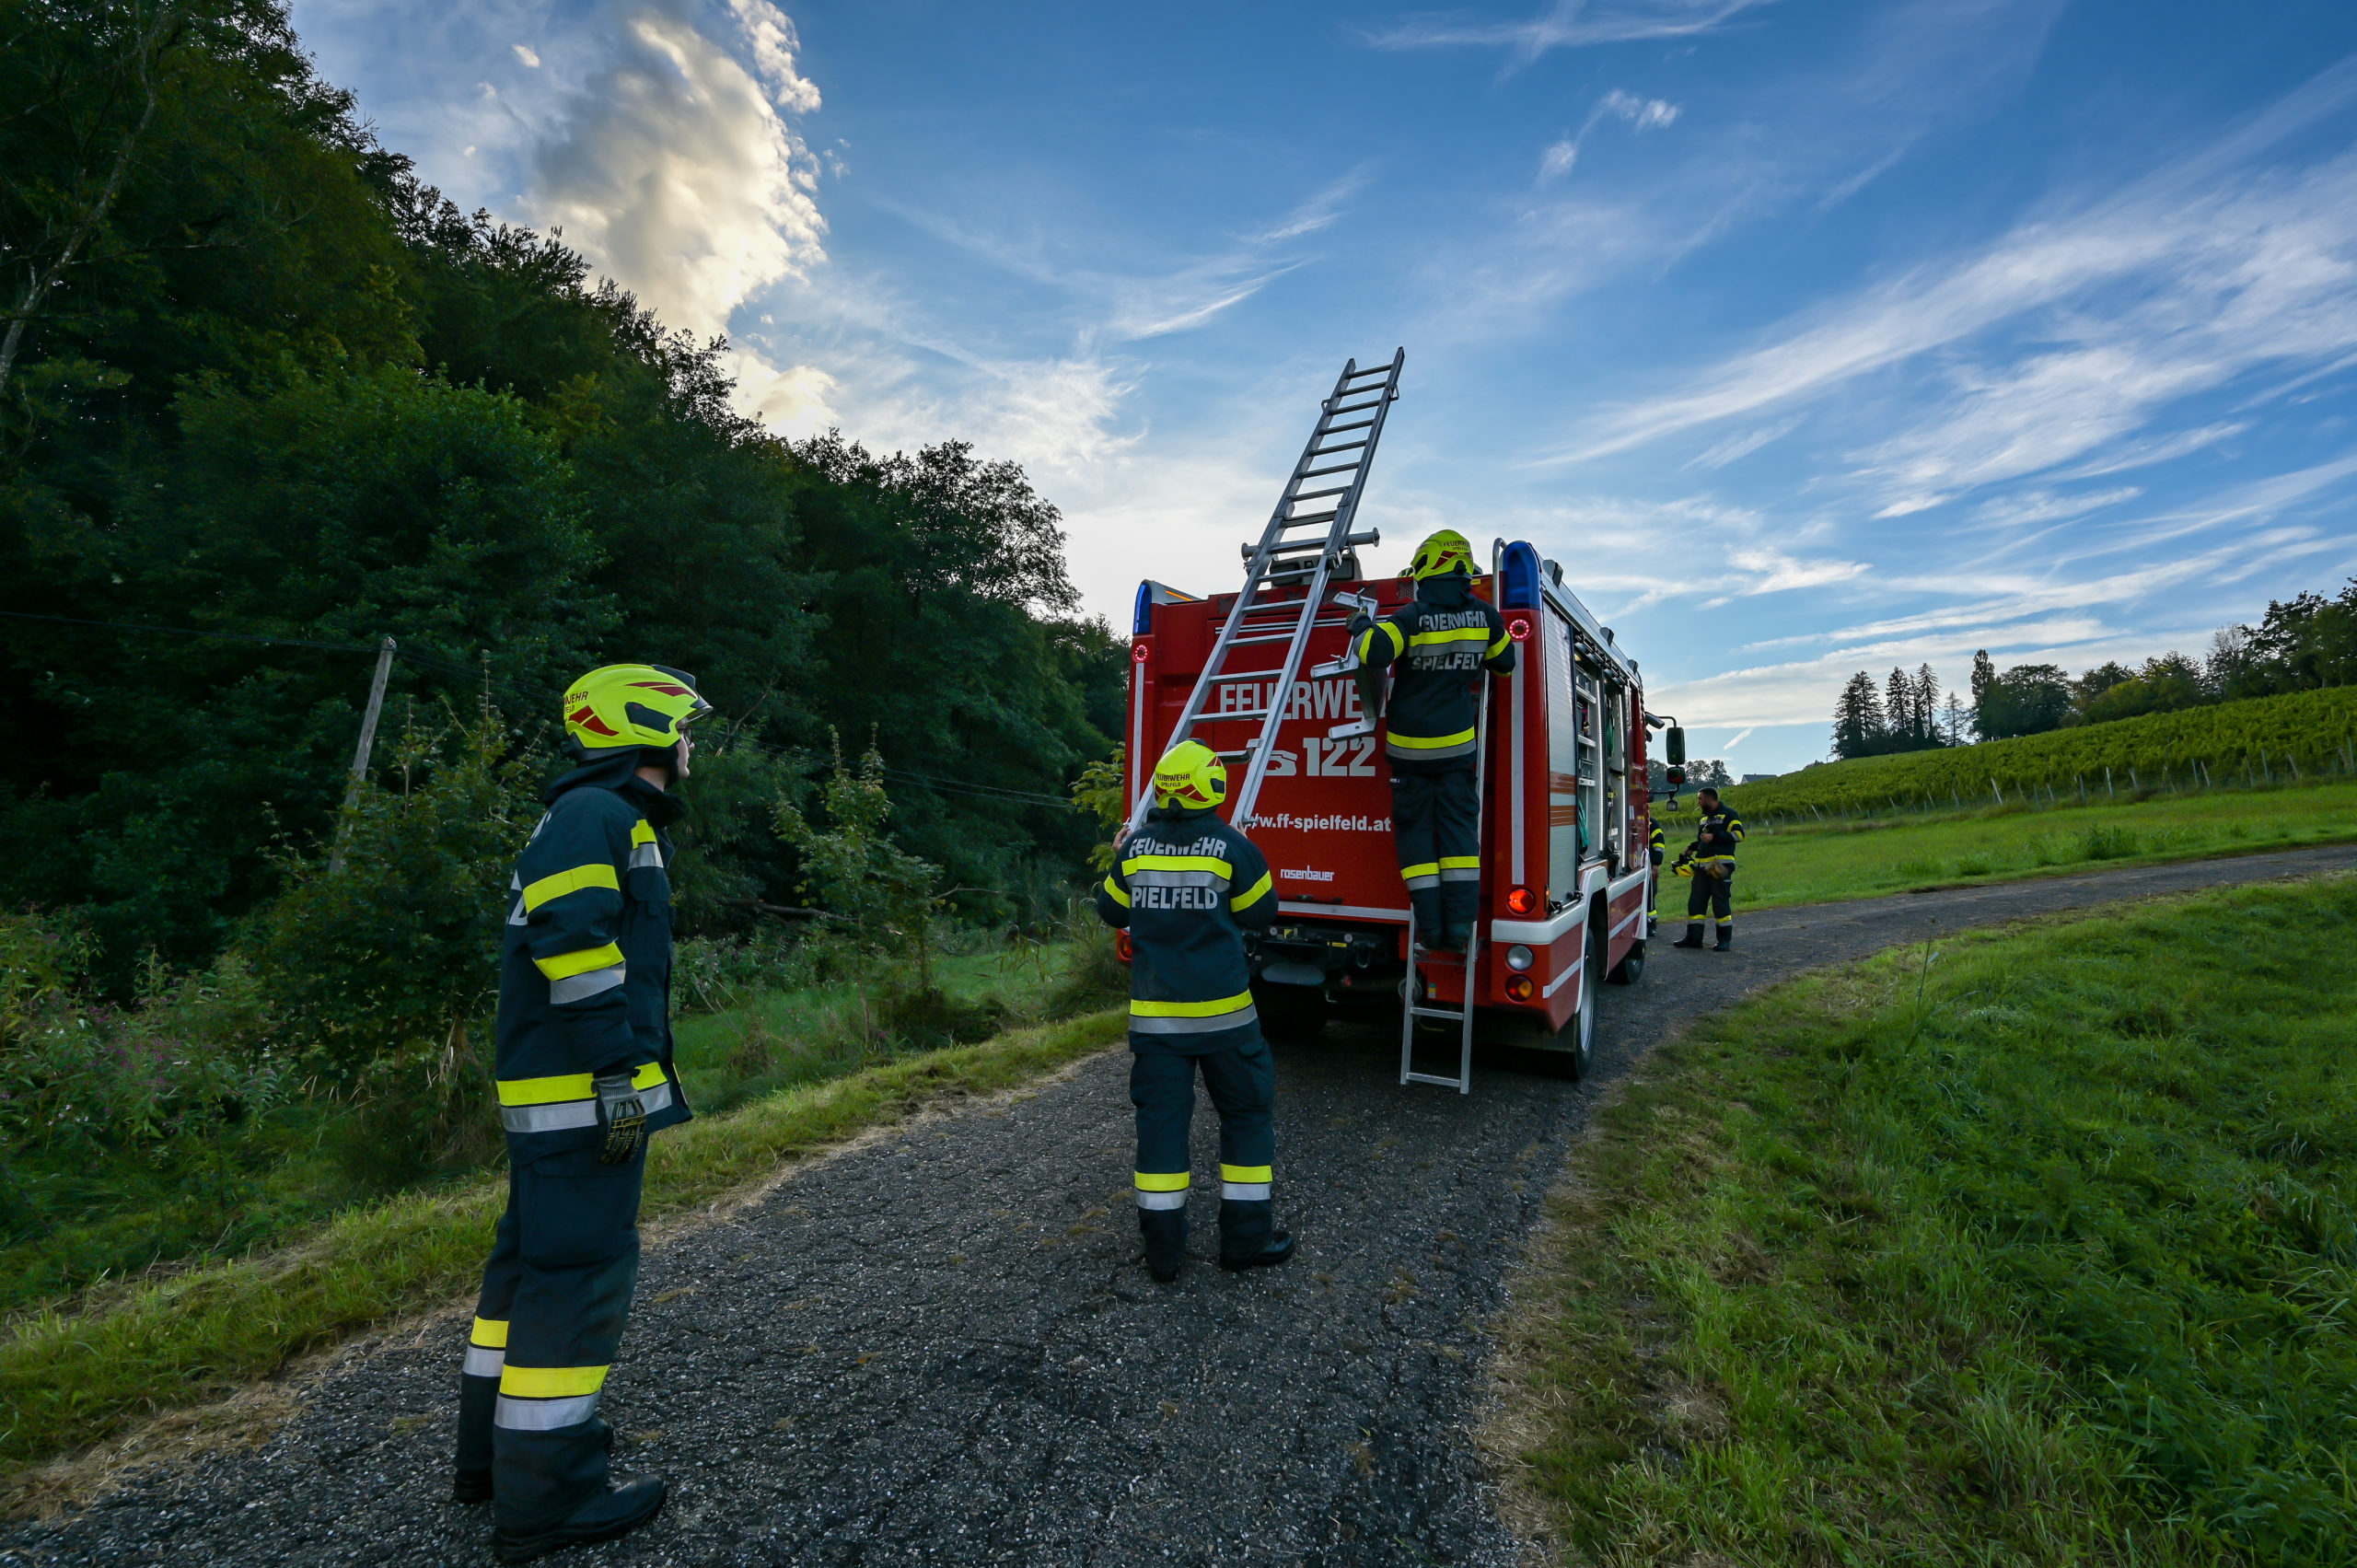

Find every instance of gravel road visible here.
[8,847,2350,1568]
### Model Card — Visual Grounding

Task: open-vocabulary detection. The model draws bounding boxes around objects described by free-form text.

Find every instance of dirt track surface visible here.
[8,847,2350,1568]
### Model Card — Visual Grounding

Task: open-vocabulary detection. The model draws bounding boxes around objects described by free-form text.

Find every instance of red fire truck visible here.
[1120,352,1677,1091]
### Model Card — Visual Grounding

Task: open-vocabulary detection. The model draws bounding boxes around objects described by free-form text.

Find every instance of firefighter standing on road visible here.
[1097,740,1295,1282]
[1351,529,1517,952]
[1671,786,1744,951]
[1648,819,1666,933]
[453,664,708,1563]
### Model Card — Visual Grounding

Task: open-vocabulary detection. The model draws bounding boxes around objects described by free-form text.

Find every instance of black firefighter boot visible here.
[493,1475,668,1563]
[1217,1197,1295,1272]
[1672,922,1705,949]
[1140,1206,1186,1283]
[1714,926,1733,952]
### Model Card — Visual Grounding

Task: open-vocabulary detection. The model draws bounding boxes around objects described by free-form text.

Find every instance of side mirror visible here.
[1666,727,1687,766]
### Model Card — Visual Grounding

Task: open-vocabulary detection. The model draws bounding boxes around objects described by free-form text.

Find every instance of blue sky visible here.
[292,0,2357,773]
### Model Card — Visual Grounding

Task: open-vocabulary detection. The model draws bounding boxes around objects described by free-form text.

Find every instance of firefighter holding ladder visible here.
[1348,529,1518,952]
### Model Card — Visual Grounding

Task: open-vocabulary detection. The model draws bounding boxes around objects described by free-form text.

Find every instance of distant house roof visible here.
[1740,772,1780,784]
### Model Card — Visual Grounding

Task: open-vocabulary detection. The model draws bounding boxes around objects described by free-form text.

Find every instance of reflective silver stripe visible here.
[494,1393,601,1431]
[1129,1005,1258,1035]
[501,1099,597,1133]
[549,964,626,1004]
[1126,868,1226,889]
[496,1079,671,1135]
[1402,873,1440,890]
[1437,867,1480,883]
[1387,739,1476,760]
[507,896,528,927]
[463,1346,505,1378]
[628,842,664,870]
[1135,1189,1187,1211]
[1222,1181,1271,1201]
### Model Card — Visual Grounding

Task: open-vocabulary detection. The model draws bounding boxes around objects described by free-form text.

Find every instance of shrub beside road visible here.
[1492,875,2357,1566]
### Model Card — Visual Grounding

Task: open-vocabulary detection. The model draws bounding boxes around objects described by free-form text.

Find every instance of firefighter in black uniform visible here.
[453,664,709,1562]
[1097,739,1295,1282]
[1351,529,1517,952]
[1671,786,1744,951]
[1648,819,1666,934]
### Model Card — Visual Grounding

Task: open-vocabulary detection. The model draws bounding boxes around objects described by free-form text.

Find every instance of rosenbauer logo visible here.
[1280,868,1334,882]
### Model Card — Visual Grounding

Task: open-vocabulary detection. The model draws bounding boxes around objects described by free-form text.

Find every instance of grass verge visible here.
[1709,779,2357,910]
[1488,874,2357,1567]
[0,1006,1124,1485]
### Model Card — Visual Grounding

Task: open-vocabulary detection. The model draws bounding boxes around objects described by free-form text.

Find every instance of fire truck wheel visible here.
[1553,925,1602,1079]
[1252,981,1328,1045]
[1608,940,1645,985]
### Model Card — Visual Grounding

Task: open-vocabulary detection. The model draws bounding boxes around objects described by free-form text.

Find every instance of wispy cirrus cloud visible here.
[1538,88,1679,182]
[1369,0,1773,64]
[1557,54,2357,512]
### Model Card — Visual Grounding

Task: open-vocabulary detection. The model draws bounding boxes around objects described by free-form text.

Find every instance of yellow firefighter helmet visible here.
[563,664,713,752]
[1152,738,1227,810]
[1407,528,1475,581]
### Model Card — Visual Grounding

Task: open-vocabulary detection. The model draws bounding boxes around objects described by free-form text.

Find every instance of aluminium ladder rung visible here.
[1410,1005,1469,1022]
[1328,396,1387,414]
[1128,349,1405,838]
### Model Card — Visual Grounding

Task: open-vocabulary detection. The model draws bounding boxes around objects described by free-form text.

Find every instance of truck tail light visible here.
[1505,886,1538,915]
[1504,974,1534,1002]
[1115,931,1132,963]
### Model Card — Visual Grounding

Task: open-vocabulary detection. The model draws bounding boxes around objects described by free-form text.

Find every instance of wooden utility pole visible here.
[328,636,396,875]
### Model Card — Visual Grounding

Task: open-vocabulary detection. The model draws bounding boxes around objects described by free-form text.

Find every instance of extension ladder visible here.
[1128,350,1407,831]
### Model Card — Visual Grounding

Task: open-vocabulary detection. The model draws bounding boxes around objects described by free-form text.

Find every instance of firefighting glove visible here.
[593,1071,647,1165]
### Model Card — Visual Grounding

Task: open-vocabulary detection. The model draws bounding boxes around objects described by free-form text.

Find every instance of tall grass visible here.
[0,1007,1127,1481]
[1492,875,2357,1565]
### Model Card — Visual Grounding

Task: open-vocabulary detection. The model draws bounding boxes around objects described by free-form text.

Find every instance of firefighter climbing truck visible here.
[1120,351,1673,1089]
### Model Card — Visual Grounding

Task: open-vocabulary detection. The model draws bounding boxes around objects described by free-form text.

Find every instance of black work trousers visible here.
[458,1144,645,1532]
[1130,1031,1275,1261]
[1685,864,1734,935]
[1388,765,1480,933]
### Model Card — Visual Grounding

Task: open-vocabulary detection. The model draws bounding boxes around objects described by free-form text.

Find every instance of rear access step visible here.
[1128,352,1407,831]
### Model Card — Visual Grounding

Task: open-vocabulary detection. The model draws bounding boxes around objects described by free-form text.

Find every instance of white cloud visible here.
[524,3,830,428]
[1967,486,2142,528]
[512,42,540,66]
[1537,88,1680,185]
[1688,416,1799,469]
[1538,139,1579,182]
[1369,0,1774,62]
[723,0,821,113]
[1557,58,2357,501]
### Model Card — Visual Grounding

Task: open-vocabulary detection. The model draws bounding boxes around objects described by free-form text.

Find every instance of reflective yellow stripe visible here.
[631,819,656,847]
[535,941,624,981]
[1101,873,1131,908]
[521,864,619,913]
[1134,1171,1190,1191]
[471,1317,508,1349]
[1437,855,1480,870]
[1121,854,1234,877]
[1388,727,1477,749]
[499,1364,609,1398]
[496,1062,667,1108]
[1230,871,1272,910]
[1220,1164,1271,1183]
[1129,993,1254,1017]
[1399,861,1439,879]
[1488,634,1512,658]
[1409,627,1488,645]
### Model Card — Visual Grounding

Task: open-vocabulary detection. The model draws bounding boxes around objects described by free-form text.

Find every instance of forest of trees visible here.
[1828,578,2357,761]
[0,0,1122,988]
